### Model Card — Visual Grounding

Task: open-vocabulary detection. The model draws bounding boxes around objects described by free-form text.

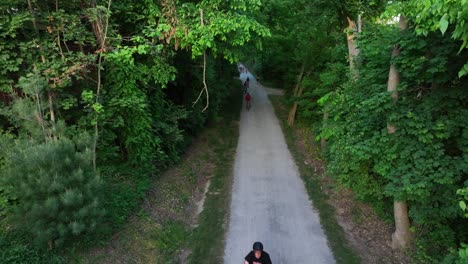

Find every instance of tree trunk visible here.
[90,0,106,50]
[288,69,312,126]
[387,15,411,250]
[357,14,362,33]
[91,0,112,171]
[28,0,53,141]
[287,63,305,126]
[48,92,57,141]
[391,201,411,249]
[27,0,39,35]
[288,103,298,126]
[387,43,400,102]
[319,15,361,150]
[346,17,360,70]
[288,84,304,126]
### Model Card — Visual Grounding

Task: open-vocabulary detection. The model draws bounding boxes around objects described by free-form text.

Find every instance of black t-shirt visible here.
[244,250,272,264]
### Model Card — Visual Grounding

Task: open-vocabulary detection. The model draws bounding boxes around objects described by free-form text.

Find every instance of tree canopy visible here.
[258,0,467,262]
[1,0,467,263]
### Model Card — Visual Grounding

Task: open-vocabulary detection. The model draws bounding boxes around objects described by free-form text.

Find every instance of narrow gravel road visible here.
[223,69,335,264]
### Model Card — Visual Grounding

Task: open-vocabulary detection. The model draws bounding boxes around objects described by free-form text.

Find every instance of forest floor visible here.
[269,93,411,264]
[76,83,242,263]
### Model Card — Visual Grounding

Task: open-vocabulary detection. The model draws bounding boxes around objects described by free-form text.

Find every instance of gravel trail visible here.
[223,69,335,264]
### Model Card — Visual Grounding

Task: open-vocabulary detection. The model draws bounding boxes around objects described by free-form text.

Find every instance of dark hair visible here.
[247,77,250,81]
[253,241,263,251]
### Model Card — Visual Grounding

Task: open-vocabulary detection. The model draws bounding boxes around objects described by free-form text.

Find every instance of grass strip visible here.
[187,85,242,263]
[269,95,361,264]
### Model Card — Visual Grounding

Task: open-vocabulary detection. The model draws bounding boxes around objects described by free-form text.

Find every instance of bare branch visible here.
[92,0,112,171]
[192,9,209,112]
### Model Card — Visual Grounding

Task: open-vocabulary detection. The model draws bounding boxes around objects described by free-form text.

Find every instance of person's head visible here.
[253,241,263,258]
[247,77,250,81]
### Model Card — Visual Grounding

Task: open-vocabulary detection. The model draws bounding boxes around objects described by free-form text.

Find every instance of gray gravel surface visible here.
[223,70,335,264]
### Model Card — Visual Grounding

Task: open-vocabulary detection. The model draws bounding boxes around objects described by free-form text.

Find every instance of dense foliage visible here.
[2,137,102,248]
[0,0,268,261]
[1,0,466,262]
[259,0,467,262]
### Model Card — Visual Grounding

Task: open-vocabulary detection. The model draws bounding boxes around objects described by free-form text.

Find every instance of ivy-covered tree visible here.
[321,7,467,263]
[259,0,467,261]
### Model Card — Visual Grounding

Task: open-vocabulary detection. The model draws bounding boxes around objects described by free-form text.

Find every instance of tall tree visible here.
[387,15,411,250]
[346,15,362,71]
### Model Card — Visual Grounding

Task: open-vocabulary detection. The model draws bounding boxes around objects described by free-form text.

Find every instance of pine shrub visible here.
[1,138,103,248]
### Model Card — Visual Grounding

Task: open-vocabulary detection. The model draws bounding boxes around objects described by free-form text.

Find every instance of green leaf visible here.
[439,14,449,35]
[458,62,468,78]
[460,201,467,211]
[92,103,103,113]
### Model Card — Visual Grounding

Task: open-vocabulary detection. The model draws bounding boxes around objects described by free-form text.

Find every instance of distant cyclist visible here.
[243,77,250,93]
[244,241,272,264]
[245,92,251,110]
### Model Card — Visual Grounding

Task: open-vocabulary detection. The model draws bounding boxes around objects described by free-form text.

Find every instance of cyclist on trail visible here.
[244,241,272,264]
[243,77,250,93]
[245,91,251,110]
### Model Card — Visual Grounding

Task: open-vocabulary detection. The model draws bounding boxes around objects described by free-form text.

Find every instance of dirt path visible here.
[224,68,335,264]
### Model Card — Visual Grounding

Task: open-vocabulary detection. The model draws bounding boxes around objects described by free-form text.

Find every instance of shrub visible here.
[1,137,103,248]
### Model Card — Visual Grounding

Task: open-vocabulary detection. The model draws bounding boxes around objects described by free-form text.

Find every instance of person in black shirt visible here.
[244,241,272,264]
[243,77,250,94]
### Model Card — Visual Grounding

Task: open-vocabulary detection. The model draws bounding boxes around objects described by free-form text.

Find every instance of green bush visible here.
[1,138,103,248]
[413,224,457,263]
[0,231,64,264]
